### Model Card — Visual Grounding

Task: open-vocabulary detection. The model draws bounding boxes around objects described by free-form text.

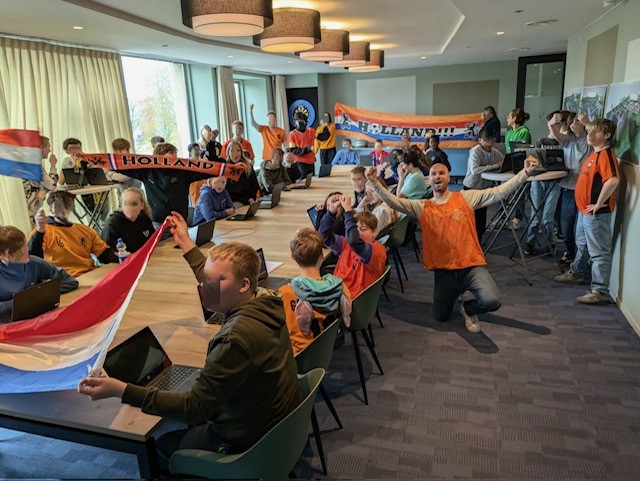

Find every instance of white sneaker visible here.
[459,302,481,333]
[510,218,521,230]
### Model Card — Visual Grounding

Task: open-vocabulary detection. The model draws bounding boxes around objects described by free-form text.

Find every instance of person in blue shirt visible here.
[397,151,428,200]
[193,176,235,224]
[331,138,360,165]
[1,225,78,323]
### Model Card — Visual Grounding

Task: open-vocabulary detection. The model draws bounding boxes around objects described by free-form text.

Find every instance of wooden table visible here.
[0,166,355,478]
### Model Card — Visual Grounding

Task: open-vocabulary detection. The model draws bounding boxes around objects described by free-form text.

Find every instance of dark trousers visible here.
[433,266,501,321]
[464,186,486,243]
[560,188,578,259]
[297,162,315,181]
[156,424,232,469]
[319,148,336,165]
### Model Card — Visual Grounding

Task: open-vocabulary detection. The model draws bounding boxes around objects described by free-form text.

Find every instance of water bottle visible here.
[116,238,128,263]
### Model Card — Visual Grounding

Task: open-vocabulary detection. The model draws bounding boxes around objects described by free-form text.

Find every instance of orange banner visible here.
[334,102,484,149]
[78,153,245,181]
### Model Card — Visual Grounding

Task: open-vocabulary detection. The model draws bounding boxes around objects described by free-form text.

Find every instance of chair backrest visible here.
[387,213,409,248]
[187,206,195,226]
[349,266,390,331]
[295,317,341,374]
[170,368,325,479]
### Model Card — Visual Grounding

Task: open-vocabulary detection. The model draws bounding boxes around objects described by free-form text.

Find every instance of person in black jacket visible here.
[102,187,155,254]
[480,106,502,142]
[224,141,260,207]
[118,143,212,228]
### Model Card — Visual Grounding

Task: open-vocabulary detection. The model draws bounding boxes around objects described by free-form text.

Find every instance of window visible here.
[121,57,191,155]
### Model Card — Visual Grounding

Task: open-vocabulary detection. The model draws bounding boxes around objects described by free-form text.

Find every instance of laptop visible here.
[290,174,313,190]
[498,153,513,173]
[513,147,567,174]
[11,278,61,322]
[174,219,215,249]
[103,326,201,392]
[318,164,332,177]
[227,200,262,221]
[84,168,119,185]
[259,182,284,209]
[307,205,322,230]
[62,168,87,187]
[256,248,290,290]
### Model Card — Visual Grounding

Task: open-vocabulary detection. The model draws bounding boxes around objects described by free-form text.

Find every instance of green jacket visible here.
[122,248,302,451]
[257,162,292,193]
[504,125,532,153]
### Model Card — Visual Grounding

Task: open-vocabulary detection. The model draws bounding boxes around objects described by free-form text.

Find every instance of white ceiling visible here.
[0,0,624,75]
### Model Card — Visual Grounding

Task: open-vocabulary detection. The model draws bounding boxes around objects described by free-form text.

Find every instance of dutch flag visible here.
[0,220,169,394]
[0,129,42,181]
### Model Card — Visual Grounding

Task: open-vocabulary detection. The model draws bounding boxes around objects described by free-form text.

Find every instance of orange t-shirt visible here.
[29,223,110,277]
[418,192,486,270]
[258,125,286,160]
[333,239,386,299]
[574,148,620,215]
[279,283,350,354]
[220,138,255,160]
[288,129,317,164]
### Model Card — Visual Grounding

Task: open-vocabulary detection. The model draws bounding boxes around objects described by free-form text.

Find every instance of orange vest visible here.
[418,192,486,270]
[333,238,387,299]
[279,283,349,354]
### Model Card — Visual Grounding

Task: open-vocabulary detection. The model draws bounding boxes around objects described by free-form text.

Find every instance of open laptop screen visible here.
[103,327,170,386]
[256,248,268,280]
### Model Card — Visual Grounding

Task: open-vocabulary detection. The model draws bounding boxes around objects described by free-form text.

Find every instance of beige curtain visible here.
[216,66,239,142]
[0,37,132,232]
[272,75,290,137]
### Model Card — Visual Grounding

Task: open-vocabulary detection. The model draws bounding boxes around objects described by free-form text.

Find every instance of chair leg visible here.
[395,248,409,281]
[351,331,368,405]
[310,407,328,475]
[368,323,375,347]
[391,248,405,293]
[382,285,390,301]
[361,329,384,375]
[410,226,421,262]
[376,309,384,328]
[319,383,342,429]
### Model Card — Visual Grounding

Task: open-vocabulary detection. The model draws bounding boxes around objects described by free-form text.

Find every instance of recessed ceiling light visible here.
[72,25,83,30]
[227,55,234,58]
[509,47,531,51]
[526,19,557,27]
[420,56,427,60]
[161,44,169,47]
[497,31,505,35]
[515,9,524,13]
[466,45,472,48]
[287,60,293,63]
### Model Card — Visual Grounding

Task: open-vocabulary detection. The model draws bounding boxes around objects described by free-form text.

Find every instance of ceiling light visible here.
[329,41,370,67]
[603,0,621,7]
[253,7,321,52]
[348,50,384,73]
[509,47,531,51]
[420,56,427,60]
[299,29,349,62]
[287,60,293,63]
[497,31,505,35]
[162,44,169,47]
[227,55,234,58]
[515,9,524,13]
[525,19,558,27]
[72,25,83,30]
[181,0,273,37]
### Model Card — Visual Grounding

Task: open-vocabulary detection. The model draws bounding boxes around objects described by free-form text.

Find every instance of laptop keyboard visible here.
[259,276,290,290]
[148,365,197,391]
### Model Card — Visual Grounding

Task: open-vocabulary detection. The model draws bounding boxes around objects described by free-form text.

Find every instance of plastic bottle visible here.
[116,238,128,263]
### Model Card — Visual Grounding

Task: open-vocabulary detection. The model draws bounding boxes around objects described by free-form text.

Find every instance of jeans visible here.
[526,181,561,248]
[296,162,315,181]
[433,266,501,321]
[570,212,612,294]
[560,189,578,258]
[156,424,232,469]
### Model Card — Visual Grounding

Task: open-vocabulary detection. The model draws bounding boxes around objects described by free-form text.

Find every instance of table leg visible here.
[135,437,161,480]
[87,192,109,232]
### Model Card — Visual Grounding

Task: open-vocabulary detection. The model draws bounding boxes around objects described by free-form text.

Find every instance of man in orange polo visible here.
[366,157,538,333]
[249,103,286,161]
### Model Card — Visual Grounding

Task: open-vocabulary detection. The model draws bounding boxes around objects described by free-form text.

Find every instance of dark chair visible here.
[386,214,410,292]
[169,368,325,479]
[348,267,390,404]
[295,318,341,475]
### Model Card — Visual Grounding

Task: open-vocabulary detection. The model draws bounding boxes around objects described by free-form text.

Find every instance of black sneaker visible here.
[558,252,573,266]
[523,243,536,255]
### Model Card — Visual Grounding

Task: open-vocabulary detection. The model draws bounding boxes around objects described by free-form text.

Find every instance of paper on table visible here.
[265,260,283,274]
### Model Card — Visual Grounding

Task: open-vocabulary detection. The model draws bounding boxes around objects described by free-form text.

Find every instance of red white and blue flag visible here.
[0,220,170,394]
[0,129,42,181]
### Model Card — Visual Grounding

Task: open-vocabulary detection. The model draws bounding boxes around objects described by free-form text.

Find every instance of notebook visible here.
[256,248,290,290]
[259,182,284,209]
[103,326,201,392]
[290,174,312,190]
[227,200,261,221]
[12,278,61,322]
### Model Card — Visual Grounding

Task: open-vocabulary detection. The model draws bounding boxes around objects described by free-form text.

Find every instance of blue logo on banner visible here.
[289,99,316,126]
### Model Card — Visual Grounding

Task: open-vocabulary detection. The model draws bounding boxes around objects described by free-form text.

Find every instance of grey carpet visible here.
[2,227,640,480]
